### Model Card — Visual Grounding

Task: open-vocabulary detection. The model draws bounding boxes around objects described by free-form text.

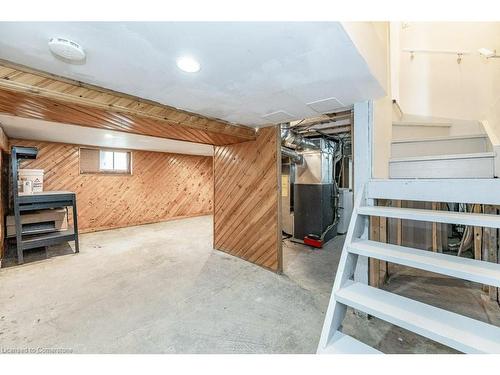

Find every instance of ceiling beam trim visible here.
[0,61,256,141]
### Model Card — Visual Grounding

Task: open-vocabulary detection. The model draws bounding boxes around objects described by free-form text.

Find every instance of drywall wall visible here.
[213,126,282,272]
[342,22,388,96]
[343,22,392,179]
[0,23,386,126]
[9,139,213,233]
[396,22,500,131]
[371,22,393,179]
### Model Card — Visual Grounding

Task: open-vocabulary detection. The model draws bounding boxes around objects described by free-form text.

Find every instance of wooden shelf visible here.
[7,227,65,239]
[11,146,80,264]
[21,228,76,251]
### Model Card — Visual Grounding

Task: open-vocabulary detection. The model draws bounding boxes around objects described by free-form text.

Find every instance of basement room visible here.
[0,17,499,358]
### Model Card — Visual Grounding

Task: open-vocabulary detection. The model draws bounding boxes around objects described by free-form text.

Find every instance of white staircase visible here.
[389,118,496,179]
[317,179,500,354]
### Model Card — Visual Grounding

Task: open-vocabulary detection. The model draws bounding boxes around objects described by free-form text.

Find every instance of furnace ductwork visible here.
[281,147,303,164]
[280,127,319,151]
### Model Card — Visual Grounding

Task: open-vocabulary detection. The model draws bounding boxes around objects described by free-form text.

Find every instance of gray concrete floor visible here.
[0,215,499,353]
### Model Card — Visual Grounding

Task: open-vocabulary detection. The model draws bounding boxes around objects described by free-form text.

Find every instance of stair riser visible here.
[390,157,495,179]
[392,126,450,139]
[391,137,490,158]
[358,206,500,229]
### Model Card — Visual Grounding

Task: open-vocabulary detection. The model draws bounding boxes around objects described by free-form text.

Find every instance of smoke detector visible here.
[48,37,86,62]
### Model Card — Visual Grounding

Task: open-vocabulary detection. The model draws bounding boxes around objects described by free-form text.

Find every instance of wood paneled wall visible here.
[213,126,282,272]
[9,139,214,233]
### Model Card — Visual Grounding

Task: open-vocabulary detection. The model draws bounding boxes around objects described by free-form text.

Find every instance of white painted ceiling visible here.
[0,114,214,156]
[0,22,384,127]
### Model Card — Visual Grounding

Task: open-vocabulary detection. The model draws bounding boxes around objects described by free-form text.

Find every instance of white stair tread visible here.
[318,331,381,354]
[335,282,500,353]
[358,206,500,228]
[390,152,495,163]
[392,134,488,144]
[348,239,500,287]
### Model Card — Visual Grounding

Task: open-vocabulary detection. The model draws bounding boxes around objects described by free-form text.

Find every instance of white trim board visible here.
[391,134,488,144]
[389,152,495,163]
[367,179,500,205]
[392,120,451,127]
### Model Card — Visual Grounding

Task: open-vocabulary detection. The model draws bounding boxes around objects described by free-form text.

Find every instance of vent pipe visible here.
[281,147,303,164]
[280,127,319,151]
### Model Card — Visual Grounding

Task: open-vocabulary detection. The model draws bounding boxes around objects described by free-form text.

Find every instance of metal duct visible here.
[281,147,303,164]
[280,127,319,150]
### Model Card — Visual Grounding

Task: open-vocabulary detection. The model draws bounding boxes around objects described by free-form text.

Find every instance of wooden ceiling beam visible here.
[299,125,351,137]
[0,88,245,146]
[290,110,352,128]
[0,60,256,141]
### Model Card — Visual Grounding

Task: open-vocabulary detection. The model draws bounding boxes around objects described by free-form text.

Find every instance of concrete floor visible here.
[0,215,499,353]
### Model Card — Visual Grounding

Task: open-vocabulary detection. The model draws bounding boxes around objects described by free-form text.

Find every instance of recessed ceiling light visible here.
[48,37,86,62]
[176,56,200,73]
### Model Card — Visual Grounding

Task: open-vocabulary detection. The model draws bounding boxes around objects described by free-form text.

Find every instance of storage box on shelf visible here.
[6,208,68,237]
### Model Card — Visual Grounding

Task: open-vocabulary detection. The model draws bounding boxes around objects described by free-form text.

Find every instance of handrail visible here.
[403,48,471,64]
[392,99,403,119]
[402,48,471,55]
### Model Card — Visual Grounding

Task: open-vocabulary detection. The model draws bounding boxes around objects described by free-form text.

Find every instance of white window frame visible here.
[79,147,132,175]
[99,150,130,173]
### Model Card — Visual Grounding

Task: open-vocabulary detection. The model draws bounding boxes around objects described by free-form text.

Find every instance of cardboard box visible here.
[6,208,68,237]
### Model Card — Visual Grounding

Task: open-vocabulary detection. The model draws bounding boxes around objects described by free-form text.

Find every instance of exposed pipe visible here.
[280,127,319,150]
[281,147,303,164]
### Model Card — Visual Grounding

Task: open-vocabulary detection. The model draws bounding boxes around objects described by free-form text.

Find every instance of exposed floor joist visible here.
[290,109,352,128]
[0,60,256,144]
[299,125,351,136]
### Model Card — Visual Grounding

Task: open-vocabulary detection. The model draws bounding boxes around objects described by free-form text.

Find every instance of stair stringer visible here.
[317,185,368,353]
[317,178,500,354]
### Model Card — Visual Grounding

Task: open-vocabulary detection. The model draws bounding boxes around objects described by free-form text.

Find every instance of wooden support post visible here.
[395,200,402,246]
[437,203,443,252]
[498,215,500,305]
[429,202,444,252]
[473,204,483,261]
[497,214,500,304]
[369,206,381,288]
[489,206,498,301]
[483,205,493,294]
[379,211,388,285]
[373,199,388,285]
[432,202,438,252]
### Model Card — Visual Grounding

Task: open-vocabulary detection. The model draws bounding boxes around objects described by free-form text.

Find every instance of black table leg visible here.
[14,206,23,264]
[72,197,79,253]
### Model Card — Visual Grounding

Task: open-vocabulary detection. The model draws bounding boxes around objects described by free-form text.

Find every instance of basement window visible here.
[80,148,132,175]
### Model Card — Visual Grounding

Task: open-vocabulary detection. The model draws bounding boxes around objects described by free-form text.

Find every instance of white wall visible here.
[396,22,500,135]
[343,22,393,179]
[372,22,392,178]
[342,22,388,95]
[389,22,401,103]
